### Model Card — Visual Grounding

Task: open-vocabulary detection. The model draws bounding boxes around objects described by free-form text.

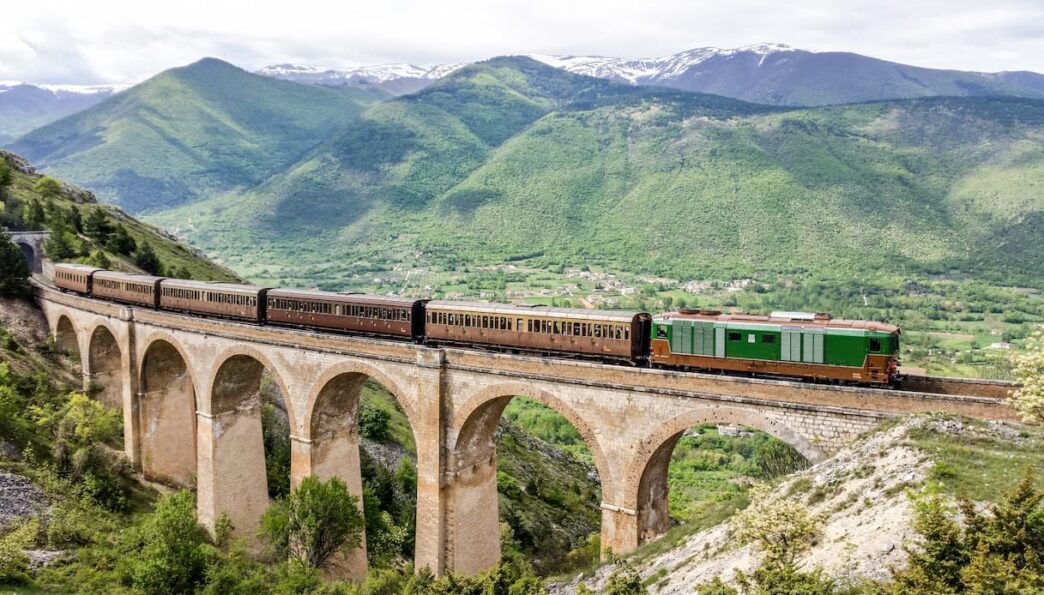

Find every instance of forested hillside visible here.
[12,59,381,212]
[0,150,236,280]
[144,58,1044,289]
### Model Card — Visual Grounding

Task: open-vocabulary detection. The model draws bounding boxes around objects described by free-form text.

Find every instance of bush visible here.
[887,468,1044,593]
[604,562,647,594]
[359,404,391,442]
[734,484,822,566]
[0,517,39,585]
[262,476,364,569]
[120,491,214,594]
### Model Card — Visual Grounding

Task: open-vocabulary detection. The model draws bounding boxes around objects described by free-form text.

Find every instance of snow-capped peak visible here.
[0,81,130,96]
[527,44,802,84]
[255,44,804,89]
[257,62,465,85]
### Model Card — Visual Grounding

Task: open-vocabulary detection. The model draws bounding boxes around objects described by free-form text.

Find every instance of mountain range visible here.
[0,82,128,145]
[11,59,381,212]
[256,44,1044,106]
[6,52,1044,291]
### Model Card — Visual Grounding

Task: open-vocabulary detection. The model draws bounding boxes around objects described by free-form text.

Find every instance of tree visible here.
[21,199,45,229]
[0,158,12,201]
[1011,327,1044,424]
[0,233,30,296]
[83,208,113,241]
[134,242,162,275]
[888,469,1044,594]
[261,476,364,569]
[33,176,62,200]
[105,224,136,255]
[43,229,79,260]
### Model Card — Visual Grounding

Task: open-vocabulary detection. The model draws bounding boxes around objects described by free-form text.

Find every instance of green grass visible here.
[910,420,1044,501]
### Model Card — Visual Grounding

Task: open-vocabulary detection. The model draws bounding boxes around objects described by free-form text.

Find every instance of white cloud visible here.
[2,0,1043,84]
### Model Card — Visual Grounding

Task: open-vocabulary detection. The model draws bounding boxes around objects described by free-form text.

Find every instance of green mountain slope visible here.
[11,58,381,213]
[149,58,1044,289]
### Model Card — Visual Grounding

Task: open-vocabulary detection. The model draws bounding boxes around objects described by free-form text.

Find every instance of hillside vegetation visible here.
[0,151,236,281]
[12,59,381,212]
[143,59,1044,291]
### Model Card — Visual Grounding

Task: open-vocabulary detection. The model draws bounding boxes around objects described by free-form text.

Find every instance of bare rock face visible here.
[0,471,49,528]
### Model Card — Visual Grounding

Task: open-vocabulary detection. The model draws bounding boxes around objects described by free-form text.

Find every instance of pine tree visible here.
[134,242,162,275]
[83,209,113,241]
[105,224,136,255]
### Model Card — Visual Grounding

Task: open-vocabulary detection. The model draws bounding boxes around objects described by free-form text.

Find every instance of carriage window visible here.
[482,316,488,328]
[594,324,602,338]
[573,323,581,336]
[624,328,630,340]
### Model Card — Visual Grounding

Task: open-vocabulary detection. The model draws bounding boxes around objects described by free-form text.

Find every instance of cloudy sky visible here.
[3,0,1043,84]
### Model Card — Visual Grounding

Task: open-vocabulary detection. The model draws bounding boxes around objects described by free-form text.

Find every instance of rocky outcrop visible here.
[555,416,1030,593]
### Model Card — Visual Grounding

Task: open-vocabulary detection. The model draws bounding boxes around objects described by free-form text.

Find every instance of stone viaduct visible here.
[34,282,1017,577]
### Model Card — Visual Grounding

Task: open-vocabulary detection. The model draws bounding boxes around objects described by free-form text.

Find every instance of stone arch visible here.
[54,314,78,358]
[297,362,415,579]
[303,361,415,440]
[196,347,295,540]
[625,405,823,546]
[87,323,123,409]
[446,382,611,576]
[138,337,198,487]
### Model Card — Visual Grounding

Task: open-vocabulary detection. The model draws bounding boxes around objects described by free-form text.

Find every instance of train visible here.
[53,263,902,386]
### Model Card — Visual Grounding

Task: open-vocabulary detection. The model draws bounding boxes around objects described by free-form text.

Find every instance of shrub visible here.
[263,476,364,569]
[734,484,822,566]
[359,404,391,442]
[120,491,214,594]
[603,562,647,594]
[0,517,40,585]
[888,468,1044,593]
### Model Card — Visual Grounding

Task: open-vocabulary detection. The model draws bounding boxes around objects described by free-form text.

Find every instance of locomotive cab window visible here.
[728,332,742,341]
[762,335,776,344]
[869,338,882,352]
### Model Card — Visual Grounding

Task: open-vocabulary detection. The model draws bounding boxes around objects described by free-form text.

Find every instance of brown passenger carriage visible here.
[266,289,427,340]
[92,271,164,307]
[424,301,651,363]
[159,279,267,322]
[54,263,103,295]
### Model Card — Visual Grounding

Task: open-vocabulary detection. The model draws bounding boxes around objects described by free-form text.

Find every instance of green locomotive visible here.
[650,310,901,385]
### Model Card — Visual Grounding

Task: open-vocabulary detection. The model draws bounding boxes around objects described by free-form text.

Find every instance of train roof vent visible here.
[771,311,818,321]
